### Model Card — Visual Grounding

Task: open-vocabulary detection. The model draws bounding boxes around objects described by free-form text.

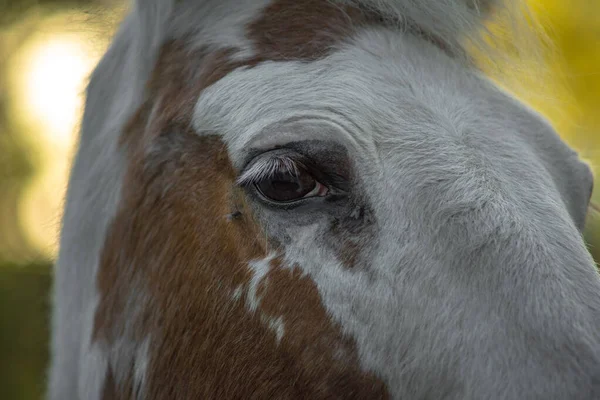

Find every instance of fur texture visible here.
[49,1,600,399]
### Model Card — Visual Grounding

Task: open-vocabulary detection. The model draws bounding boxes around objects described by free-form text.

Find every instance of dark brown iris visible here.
[255,169,317,202]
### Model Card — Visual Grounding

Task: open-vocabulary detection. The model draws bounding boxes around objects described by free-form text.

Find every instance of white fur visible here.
[245,254,287,344]
[247,255,274,312]
[77,296,108,400]
[267,316,286,344]
[231,285,244,301]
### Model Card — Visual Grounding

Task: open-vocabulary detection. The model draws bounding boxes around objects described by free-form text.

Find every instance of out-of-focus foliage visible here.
[0,262,52,400]
[0,1,598,399]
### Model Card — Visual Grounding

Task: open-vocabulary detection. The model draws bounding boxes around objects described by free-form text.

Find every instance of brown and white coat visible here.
[49,1,600,399]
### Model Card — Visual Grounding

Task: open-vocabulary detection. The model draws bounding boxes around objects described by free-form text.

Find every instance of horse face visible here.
[50,1,600,399]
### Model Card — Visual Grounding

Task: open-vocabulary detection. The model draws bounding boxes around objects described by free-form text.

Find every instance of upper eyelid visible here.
[237,152,305,186]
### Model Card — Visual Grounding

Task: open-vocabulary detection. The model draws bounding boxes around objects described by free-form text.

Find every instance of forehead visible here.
[192,28,548,169]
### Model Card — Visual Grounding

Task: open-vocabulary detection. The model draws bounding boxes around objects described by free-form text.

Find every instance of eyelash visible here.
[237,154,305,186]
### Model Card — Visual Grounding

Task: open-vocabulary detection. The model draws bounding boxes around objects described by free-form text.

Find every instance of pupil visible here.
[272,180,300,192]
[257,170,316,202]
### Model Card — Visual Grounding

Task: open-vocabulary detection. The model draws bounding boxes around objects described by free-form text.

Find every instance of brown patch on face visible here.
[246,0,451,61]
[94,41,389,398]
[246,0,376,61]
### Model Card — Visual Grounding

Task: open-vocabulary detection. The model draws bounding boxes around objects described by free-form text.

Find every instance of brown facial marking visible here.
[94,41,388,399]
[246,0,376,61]
[246,0,451,62]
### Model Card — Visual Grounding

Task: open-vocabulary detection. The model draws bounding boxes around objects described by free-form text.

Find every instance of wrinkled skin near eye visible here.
[255,167,328,202]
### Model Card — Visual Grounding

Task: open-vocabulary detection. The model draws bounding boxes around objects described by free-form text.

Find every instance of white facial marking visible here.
[266,315,286,344]
[238,253,286,344]
[231,285,244,301]
[246,255,274,312]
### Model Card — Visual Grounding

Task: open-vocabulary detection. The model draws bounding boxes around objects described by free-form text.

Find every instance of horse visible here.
[48,0,600,398]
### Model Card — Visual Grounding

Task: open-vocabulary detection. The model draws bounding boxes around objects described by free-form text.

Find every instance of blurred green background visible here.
[0,1,598,399]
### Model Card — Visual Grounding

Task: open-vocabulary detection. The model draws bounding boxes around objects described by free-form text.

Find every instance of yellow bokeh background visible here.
[2,9,121,262]
[0,1,598,399]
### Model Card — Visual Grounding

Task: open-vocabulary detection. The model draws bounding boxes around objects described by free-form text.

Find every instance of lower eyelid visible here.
[303,181,328,198]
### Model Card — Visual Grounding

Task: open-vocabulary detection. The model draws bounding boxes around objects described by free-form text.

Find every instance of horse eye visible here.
[255,168,325,202]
